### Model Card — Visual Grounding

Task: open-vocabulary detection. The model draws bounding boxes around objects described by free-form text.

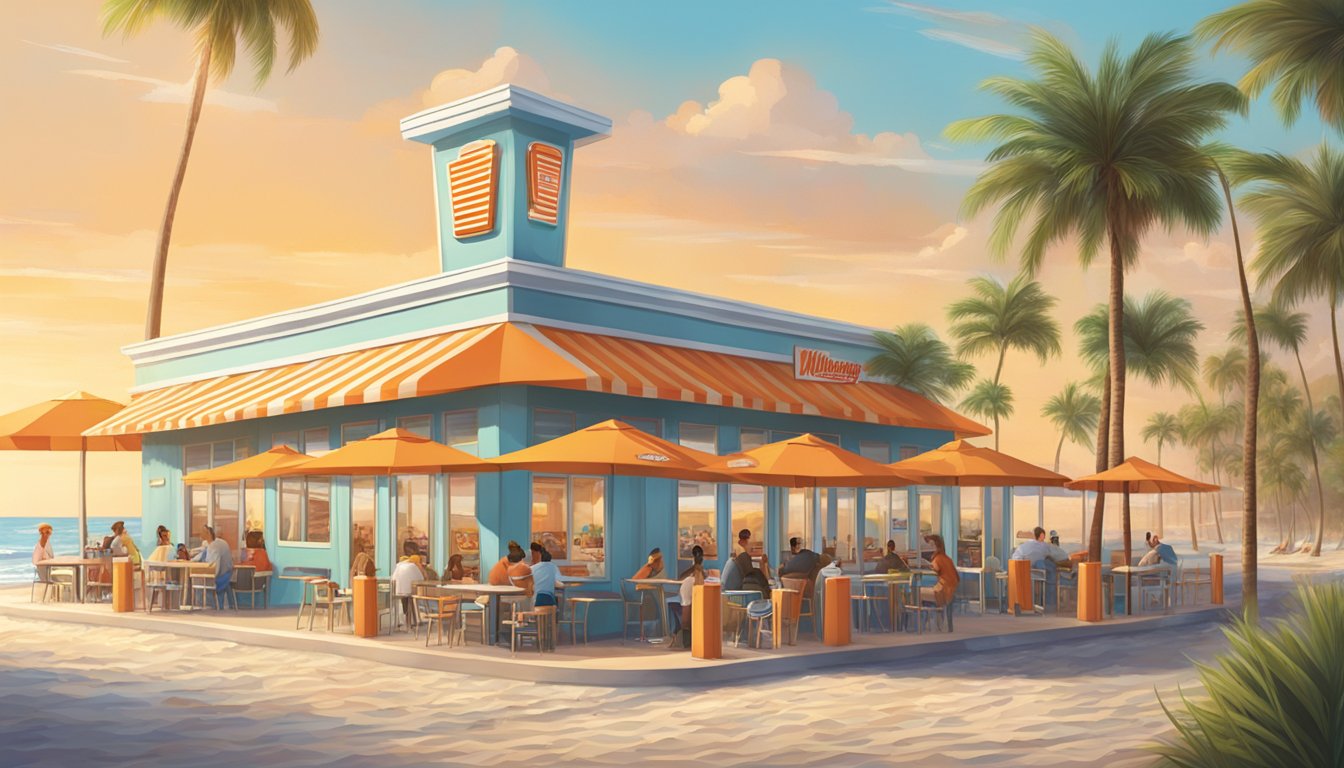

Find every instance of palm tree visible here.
[1203,347,1247,406]
[1227,146,1344,434]
[1142,412,1182,536]
[866,324,976,405]
[1041,382,1101,531]
[102,0,320,340]
[1231,303,1329,555]
[1179,400,1239,544]
[947,274,1061,449]
[1198,0,1344,132]
[959,380,1014,444]
[949,31,1241,565]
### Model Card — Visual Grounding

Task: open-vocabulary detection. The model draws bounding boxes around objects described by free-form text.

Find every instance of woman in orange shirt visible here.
[924,534,960,607]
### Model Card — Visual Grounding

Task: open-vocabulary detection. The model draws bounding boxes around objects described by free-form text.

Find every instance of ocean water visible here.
[0,516,142,586]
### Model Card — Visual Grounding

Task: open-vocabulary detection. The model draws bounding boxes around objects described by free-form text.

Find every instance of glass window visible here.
[395,474,432,561]
[448,475,479,579]
[988,488,1004,561]
[184,444,211,474]
[211,441,234,469]
[243,480,265,543]
[678,481,717,561]
[273,431,299,451]
[351,477,377,566]
[740,427,769,453]
[859,441,891,464]
[679,423,717,455]
[342,420,379,445]
[621,416,660,436]
[785,489,812,551]
[279,479,303,542]
[189,486,209,549]
[835,488,857,565]
[234,438,252,461]
[770,430,801,443]
[864,489,888,569]
[960,487,983,566]
[397,415,432,439]
[303,428,331,457]
[531,476,606,577]
[184,440,251,550]
[533,409,575,444]
[811,433,840,445]
[305,479,330,543]
[444,410,479,455]
[211,484,240,551]
[730,484,765,556]
[891,490,910,548]
[919,489,942,542]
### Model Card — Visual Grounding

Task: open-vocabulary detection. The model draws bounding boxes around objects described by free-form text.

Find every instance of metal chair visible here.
[414,595,462,647]
[1177,563,1211,606]
[459,595,490,645]
[232,565,269,609]
[511,605,556,655]
[191,570,237,611]
[853,582,888,633]
[620,580,646,643]
[281,567,332,629]
[31,565,73,603]
[308,580,352,632]
[780,577,814,635]
[83,549,114,603]
[144,561,182,612]
[745,599,775,648]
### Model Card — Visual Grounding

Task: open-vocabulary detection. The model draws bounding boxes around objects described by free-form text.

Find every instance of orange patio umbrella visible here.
[0,391,142,549]
[890,440,1071,487]
[701,433,918,488]
[1065,457,1218,494]
[183,446,313,484]
[489,419,729,482]
[269,428,498,476]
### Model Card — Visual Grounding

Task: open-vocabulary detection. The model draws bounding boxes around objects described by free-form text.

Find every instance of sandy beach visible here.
[1,548,1337,768]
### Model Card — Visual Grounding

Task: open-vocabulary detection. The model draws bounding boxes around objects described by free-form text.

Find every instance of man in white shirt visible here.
[1011,527,1065,612]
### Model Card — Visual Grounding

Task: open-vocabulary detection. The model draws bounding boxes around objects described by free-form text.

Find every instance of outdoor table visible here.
[36,557,101,603]
[426,582,526,645]
[860,573,910,631]
[627,577,682,643]
[1112,564,1171,615]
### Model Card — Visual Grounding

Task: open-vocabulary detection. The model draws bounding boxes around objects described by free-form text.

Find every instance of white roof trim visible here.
[123,259,884,374]
[400,84,612,146]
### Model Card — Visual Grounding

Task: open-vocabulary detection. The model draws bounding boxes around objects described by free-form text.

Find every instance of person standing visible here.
[32,522,55,580]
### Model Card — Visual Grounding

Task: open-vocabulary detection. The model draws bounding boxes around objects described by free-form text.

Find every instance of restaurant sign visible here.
[793,347,862,384]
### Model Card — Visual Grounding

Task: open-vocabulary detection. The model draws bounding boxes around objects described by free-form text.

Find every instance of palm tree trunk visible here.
[1288,348,1328,557]
[1155,441,1164,537]
[991,345,1007,452]
[1210,463,1225,544]
[1040,432,1066,530]
[145,36,213,341]
[1088,373,1111,561]
[1189,491,1199,552]
[1219,167,1259,621]
[1331,297,1343,424]
[1106,223,1130,568]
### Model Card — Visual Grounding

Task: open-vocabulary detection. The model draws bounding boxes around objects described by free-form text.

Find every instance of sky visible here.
[1,0,1338,518]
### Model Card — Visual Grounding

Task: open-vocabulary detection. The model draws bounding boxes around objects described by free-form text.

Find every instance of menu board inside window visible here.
[448,139,499,238]
[526,142,564,225]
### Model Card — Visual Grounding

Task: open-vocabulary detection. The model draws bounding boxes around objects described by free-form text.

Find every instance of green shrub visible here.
[1152,581,1344,767]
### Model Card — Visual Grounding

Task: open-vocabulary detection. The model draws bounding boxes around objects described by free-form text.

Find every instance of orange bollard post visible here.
[1007,559,1033,615]
[1210,553,1224,605]
[1076,561,1102,622]
[692,582,721,660]
[823,576,851,646]
[112,558,133,613]
[352,575,378,638]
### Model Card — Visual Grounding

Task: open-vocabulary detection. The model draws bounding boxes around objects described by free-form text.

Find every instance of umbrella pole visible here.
[78,437,88,553]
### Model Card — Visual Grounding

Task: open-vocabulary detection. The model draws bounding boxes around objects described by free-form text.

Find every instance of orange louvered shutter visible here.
[527,142,564,225]
[448,139,499,238]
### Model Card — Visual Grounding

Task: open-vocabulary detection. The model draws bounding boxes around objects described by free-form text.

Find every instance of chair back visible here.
[620,579,640,603]
[233,565,256,590]
[313,580,340,602]
[781,577,806,597]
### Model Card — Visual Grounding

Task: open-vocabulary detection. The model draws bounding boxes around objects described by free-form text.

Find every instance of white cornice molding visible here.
[124,259,883,377]
[400,84,612,146]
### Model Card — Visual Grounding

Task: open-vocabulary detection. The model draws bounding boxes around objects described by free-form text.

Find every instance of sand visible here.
[1,547,1338,768]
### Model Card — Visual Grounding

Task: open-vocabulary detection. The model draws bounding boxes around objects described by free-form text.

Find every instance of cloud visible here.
[746,148,984,176]
[872,1,1028,60]
[0,266,150,284]
[917,224,969,258]
[70,69,278,112]
[362,47,550,129]
[22,40,128,64]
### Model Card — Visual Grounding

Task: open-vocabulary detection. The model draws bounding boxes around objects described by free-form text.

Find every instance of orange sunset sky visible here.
[2,1,1338,518]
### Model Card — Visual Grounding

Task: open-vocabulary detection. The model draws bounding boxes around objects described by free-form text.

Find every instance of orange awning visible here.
[490,419,729,482]
[1066,457,1218,494]
[86,323,987,438]
[702,433,918,488]
[183,446,312,484]
[268,428,498,476]
[890,440,1071,487]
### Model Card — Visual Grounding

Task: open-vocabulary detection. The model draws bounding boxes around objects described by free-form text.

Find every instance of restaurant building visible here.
[89,86,1001,613]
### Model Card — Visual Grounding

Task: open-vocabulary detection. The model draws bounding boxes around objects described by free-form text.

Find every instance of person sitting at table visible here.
[350,551,376,582]
[1138,531,1178,567]
[633,548,664,580]
[734,529,753,557]
[175,543,191,561]
[924,534,960,609]
[108,520,142,567]
[32,522,55,581]
[780,537,821,578]
[734,550,772,600]
[529,541,545,565]
[720,550,744,591]
[390,550,426,630]
[147,525,175,562]
[446,554,466,582]
[530,548,562,607]
[489,541,525,586]
[505,546,534,595]
[1011,527,1066,610]
[240,530,271,572]
[191,525,233,597]
[873,540,911,574]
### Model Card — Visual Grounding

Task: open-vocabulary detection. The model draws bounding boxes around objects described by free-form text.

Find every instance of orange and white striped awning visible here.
[86,322,987,438]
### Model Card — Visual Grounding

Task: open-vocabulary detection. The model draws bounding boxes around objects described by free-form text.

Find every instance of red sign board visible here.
[793,347,862,384]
